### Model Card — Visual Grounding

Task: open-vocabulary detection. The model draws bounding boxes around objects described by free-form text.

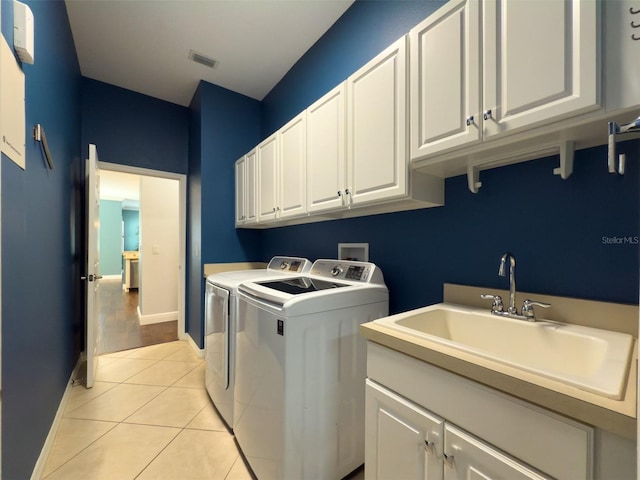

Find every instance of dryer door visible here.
[205,282,231,389]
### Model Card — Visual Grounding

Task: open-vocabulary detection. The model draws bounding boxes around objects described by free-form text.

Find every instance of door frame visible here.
[98,161,187,340]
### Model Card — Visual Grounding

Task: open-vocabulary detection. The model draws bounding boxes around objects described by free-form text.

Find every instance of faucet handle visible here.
[481,294,504,313]
[522,299,551,320]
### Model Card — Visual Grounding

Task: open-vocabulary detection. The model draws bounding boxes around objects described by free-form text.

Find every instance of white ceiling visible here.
[65,0,354,107]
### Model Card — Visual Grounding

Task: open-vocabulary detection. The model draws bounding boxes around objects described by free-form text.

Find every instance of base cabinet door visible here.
[365,380,444,480]
[443,424,550,480]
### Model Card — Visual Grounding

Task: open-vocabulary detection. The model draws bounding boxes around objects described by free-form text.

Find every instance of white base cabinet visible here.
[366,380,444,480]
[366,380,550,480]
[365,342,636,480]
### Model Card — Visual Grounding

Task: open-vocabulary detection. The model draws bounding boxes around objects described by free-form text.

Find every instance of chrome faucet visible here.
[481,252,551,321]
[498,253,517,314]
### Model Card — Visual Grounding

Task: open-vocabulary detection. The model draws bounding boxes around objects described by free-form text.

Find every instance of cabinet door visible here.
[245,149,257,224]
[257,133,279,222]
[307,83,346,213]
[347,36,408,206]
[279,111,307,219]
[410,0,481,160]
[444,424,550,480]
[365,380,443,480]
[482,0,599,138]
[234,156,246,226]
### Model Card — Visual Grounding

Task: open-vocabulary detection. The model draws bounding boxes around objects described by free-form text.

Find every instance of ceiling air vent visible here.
[188,50,218,69]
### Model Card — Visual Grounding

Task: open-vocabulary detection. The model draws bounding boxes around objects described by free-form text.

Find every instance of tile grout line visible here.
[41,418,120,479]
[42,342,211,479]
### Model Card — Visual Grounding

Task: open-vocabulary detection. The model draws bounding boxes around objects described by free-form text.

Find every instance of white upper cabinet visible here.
[347,35,408,206]
[307,83,347,214]
[482,0,599,138]
[410,0,481,159]
[278,111,307,219]
[235,156,246,226]
[410,0,599,161]
[244,149,257,224]
[235,149,257,227]
[257,133,279,222]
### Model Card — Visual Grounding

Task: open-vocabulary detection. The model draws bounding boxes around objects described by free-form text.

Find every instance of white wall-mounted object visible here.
[0,36,25,169]
[13,0,34,64]
[338,243,369,262]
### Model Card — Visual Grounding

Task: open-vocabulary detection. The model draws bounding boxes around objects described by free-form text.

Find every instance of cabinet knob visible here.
[444,453,455,468]
[424,439,435,454]
[337,191,342,197]
[345,188,350,195]
[466,115,474,126]
[483,109,493,121]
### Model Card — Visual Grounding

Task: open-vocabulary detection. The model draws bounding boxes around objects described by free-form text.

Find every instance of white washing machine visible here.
[234,260,388,480]
[204,256,311,430]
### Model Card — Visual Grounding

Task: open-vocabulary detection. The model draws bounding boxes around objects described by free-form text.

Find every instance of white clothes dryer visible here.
[234,260,388,480]
[204,256,311,430]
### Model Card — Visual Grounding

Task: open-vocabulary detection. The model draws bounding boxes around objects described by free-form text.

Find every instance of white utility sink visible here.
[374,303,634,400]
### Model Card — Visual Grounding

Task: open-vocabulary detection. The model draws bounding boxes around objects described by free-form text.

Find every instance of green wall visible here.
[99,200,123,275]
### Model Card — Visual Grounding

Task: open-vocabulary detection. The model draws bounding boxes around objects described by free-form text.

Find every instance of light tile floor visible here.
[41,341,253,480]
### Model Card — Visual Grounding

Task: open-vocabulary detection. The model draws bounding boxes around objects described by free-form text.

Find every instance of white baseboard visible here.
[31,358,83,480]
[138,309,178,326]
[186,333,205,359]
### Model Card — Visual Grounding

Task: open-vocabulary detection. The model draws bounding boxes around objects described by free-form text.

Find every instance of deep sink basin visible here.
[374,303,634,399]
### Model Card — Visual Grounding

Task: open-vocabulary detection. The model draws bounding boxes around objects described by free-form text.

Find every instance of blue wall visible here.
[123,208,139,251]
[186,81,262,347]
[261,143,639,314]
[259,0,639,312]
[81,78,189,174]
[1,1,82,478]
[99,200,123,275]
[262,0,446,136]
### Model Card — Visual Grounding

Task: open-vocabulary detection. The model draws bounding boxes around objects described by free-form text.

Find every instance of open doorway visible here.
[97,163,186,354]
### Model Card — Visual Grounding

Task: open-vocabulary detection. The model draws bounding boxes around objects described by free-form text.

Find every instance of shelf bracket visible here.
[467,164,482,193]
[552,140,574,180]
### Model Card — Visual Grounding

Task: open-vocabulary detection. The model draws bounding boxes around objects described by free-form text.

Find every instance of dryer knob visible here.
[280,261,289,270]
[330,266,343,277]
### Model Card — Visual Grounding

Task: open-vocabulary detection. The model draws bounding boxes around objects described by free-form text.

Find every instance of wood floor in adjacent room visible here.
[98,278,178,355]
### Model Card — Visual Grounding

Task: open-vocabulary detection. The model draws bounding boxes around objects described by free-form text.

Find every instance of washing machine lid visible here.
[205,256,312,289]
[238,259,388,312]
[252,277,350,295]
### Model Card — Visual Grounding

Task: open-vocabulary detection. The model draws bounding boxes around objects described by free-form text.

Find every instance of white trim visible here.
[185,333,205,359]
[138,310,179,326]
[30,358,83,480]
[0,8,4,475]
[97,161,187,341]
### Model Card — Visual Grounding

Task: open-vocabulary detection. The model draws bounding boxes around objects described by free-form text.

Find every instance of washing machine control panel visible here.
[311,260,380,283]
[268,257,312,273]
